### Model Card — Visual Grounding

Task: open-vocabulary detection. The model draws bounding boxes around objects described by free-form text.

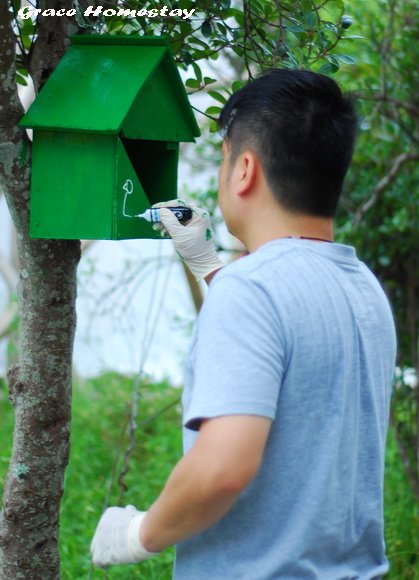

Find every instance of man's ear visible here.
[232,149,259,197]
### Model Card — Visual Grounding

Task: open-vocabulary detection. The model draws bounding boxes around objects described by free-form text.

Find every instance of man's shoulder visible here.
[212,241,294,284]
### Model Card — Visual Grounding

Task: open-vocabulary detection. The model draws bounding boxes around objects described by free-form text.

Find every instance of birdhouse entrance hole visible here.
[120,137,179,210]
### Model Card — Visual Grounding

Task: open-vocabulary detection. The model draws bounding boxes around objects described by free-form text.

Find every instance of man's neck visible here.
[241,210,335,253]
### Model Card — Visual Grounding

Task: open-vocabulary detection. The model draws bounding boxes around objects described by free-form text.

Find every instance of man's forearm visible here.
[139,444,242,552]
[90,416,270,567]
[138,415,271,553]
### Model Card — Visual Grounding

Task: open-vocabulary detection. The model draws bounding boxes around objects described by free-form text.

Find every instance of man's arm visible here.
[140,414,272,552]
[90,414,272,566]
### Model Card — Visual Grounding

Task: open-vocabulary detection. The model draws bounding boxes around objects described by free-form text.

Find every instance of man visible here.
[91,69,397,579]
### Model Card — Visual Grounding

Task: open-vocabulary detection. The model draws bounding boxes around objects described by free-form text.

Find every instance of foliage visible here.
[10,0,359,126]
[60,372,182,578]
[335,0,418,360]
[384,428,419,578]
[332,0,418,496]
[0,374,182,578]
[0,374,417,578]
[12,0,357,67]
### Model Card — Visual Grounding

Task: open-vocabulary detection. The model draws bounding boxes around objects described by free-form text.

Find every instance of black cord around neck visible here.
[286,236,334,243]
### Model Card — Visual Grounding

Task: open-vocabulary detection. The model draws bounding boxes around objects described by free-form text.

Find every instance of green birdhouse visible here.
[19,35,200,240]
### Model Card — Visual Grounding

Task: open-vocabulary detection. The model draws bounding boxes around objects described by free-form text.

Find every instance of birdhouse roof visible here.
[20,35,200,142]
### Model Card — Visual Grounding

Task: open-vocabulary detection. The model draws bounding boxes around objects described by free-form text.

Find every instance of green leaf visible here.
[192,62,202,83]
[203,77,217,86]
[206,106,222,116]
[180,48,193,66]
[232,80,245,92]
[287,24,306,34]
[284,51,300,69]
[217,23,227,36]
[185,78,200,89]
[342,35,366,40]
[276,42,289,58]
[323,22,339,36]
[201,19,212,38]
[327,0,344,9]
[250,0,264,13]
[209,119,219,133]
[208,90,228,104]
[232,28,241,41]
[230,8,244,27]
[221,0,231,8]
[188,36,210,49]
[16,71,28,86]
[169,36,184,57]
[231,45,244,58]
[264,2,276,19]
[318,61,340,74]
[304,11,317,30]
[20,19,35,34]
[180,21,193,36]
[332,53,356,64]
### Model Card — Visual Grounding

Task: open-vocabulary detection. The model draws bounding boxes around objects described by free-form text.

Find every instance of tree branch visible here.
[354,93,419,119]
[353,153,419,226]
[29,1,79,92]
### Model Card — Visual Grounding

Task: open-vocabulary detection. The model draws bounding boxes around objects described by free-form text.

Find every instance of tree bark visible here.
[0,2,83,577]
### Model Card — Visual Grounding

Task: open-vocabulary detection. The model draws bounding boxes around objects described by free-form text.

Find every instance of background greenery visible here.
[0,374,418,579]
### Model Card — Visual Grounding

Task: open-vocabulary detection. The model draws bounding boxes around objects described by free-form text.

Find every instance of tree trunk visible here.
[0,2,83,577]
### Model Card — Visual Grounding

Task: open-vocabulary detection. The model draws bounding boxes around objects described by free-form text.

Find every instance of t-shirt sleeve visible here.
[184,272,286,431]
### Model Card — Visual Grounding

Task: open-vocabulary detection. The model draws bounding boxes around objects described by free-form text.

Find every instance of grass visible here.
[384,429,419,579]
[0,373,181,579]
[1,374,418,579]
[60,373,182,579]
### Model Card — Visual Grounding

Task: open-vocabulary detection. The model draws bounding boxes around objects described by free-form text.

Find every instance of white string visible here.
[117,245,172,497]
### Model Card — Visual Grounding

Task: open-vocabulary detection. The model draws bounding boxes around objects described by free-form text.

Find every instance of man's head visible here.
[217,69,357,218]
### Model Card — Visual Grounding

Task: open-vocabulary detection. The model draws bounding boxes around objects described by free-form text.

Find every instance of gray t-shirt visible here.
[174,238,396,580]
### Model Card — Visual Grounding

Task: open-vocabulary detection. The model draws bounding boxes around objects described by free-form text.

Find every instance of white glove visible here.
[90,505,158,568]
[152,199,224,281]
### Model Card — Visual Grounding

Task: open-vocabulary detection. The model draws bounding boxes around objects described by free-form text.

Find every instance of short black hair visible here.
[218,69,357,217]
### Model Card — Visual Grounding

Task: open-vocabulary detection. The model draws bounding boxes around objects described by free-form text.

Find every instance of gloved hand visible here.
[152,199,224,281]
[90,505,158,568]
